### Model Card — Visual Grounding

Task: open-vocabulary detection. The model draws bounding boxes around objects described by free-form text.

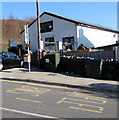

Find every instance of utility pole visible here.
[36,0,41,68]
[36,0,40,50]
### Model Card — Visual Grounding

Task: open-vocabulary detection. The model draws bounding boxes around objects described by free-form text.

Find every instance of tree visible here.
[8,13,15,20]
[24,16,35,22]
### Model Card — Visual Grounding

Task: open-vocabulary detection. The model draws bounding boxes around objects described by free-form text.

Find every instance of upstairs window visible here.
[40,21,53,33]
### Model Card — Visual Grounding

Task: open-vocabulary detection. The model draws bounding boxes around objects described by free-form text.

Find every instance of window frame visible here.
[45,37,55,46]
[40,20,53,33]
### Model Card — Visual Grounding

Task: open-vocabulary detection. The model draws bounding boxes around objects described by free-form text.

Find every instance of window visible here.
[3,52,9,57]
[0,52,2,59]
[8,52,17,58]
[45,37,55,46]
[63,36,74,43]
[40,21,53,33]
[63,36,74,50]
[69,37,74,43]
[63,37,69,43]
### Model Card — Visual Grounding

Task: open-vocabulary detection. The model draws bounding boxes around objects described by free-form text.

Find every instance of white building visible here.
[21,12,119,52]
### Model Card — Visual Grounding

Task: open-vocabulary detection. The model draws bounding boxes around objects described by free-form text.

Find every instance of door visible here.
[8,52,20,67]
[2,52,11,68]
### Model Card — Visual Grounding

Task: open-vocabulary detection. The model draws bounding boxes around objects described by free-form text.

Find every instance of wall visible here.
[21,13,118,52]
[21,32,25,50]
[77,26,118,48]
[117,46,119,60]
[61,51,114,60]
[21,21,38,52]
[28,21,38,51]
[40,14,77,50]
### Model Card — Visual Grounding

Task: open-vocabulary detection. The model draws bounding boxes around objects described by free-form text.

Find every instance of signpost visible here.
[24,25,31,72]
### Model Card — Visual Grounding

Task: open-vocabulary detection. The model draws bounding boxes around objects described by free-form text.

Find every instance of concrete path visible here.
[1,65,119,93]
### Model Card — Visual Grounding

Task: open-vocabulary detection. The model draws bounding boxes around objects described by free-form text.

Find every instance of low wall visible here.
[60,51,114,60]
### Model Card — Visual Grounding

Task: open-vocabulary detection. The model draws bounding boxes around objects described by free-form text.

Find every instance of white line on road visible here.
[0,107,57,119]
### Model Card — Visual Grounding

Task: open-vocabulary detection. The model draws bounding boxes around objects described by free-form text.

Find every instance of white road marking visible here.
[0,107,57,119]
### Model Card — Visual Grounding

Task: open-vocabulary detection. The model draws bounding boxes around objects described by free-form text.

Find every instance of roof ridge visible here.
[20,11,119,34]
[41,11,119,33]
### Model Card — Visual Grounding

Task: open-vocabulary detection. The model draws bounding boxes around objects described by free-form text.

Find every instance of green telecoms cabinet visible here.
[44,53,60,72]
[85,59,103,79]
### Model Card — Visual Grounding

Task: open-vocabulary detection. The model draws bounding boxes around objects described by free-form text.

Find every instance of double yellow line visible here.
[0,79,75,90]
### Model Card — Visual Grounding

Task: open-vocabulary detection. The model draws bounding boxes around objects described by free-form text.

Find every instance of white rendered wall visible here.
[21,14,118,51]
[28,21,38,51]
[21,32,25,50]
[40,14,77,50]
[77,26,118,48]
[21,21,38,52]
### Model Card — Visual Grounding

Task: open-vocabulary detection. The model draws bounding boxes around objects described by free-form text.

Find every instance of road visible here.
[1,79,118,119]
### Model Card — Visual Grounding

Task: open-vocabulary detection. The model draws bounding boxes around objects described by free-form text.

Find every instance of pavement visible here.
[1,65,119,93]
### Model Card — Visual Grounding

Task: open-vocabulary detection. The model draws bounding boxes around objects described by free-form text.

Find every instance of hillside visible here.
[1,19,29,51]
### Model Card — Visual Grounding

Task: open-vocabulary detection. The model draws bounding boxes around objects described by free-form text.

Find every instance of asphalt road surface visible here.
[1,79,118,119]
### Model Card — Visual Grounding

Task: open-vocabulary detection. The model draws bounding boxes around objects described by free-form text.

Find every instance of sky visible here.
[1,2,118,30]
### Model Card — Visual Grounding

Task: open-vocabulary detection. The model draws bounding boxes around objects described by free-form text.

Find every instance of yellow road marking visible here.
[57,97,103,105]
[57,97,66,104]
[70,106,103,113]
[57,98,102,107]
[31,94,40,97]
[68,93,107,104]
[1,79,107,114]
[16,98,42,103]
[7,85,50,96]
[15,86,50,93]
[69,92,106,99]
[7,90,24,94]
[0,79,75,90]
[6,89,44,96]
[57,97,104,113]
[57,97,106,105]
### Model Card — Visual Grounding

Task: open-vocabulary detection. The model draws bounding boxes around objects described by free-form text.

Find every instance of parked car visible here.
[0,51,24,70]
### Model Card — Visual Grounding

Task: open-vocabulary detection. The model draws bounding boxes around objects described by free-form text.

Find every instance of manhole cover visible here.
[47,73,57,76]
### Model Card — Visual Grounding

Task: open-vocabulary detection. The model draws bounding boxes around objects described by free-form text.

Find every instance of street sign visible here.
[24,24,31,72]
[24,54,31,63]
[24,25,29,44]
[26,44,30,48]
[9,40,17,47]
